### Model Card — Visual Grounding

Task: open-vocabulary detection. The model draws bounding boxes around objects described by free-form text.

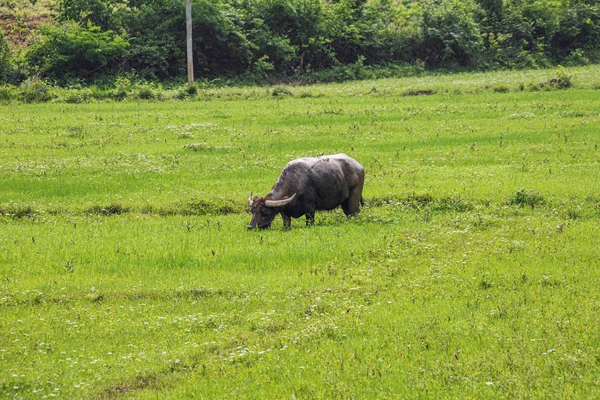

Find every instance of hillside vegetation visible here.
[0,0,599,85]
[0,0,55,46]
[1,67,599,398]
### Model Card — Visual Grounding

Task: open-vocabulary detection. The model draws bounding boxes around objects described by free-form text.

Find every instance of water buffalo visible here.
[247,154,365,229]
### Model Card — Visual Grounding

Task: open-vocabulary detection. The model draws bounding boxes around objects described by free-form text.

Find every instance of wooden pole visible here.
[186,0,194,84]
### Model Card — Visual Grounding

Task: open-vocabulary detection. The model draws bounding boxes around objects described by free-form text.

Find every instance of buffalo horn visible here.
[265,193,296,208]
[248,192,253,207]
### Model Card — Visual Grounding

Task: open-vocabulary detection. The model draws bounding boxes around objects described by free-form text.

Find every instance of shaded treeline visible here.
[0,0,599,84]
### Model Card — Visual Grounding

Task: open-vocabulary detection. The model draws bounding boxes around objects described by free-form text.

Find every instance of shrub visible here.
[110,75,132,100]
[562,49,589,67]
[19,78,53,103]
[538,66,573,90]
[124,0,254,79]
[0,85,18,102]
[186,83,198,96]
[477,1,550,69]
[554,65,572,89]
[26,21,130,81]
[135,82,157,99]
[252,55,275,79]
[63,90,91,103]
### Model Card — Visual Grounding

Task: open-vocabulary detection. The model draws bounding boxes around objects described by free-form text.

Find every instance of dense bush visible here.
[476,0,600,68]
[550,1,600,62]
[26,21,130,80]
[421,0,484,67]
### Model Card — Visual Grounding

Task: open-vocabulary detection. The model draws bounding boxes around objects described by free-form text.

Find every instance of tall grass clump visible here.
[509,189,546,208]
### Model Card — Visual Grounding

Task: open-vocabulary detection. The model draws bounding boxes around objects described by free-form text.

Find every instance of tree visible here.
[421,0,484,67]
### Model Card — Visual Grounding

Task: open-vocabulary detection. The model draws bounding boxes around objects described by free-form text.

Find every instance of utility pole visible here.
[186,0,194,84]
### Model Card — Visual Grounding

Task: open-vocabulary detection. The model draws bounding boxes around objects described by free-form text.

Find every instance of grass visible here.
[1,66,600,398]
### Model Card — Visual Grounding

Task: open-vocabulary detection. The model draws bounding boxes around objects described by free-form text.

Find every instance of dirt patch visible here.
[99,375,159,399]
[0,0,55,48]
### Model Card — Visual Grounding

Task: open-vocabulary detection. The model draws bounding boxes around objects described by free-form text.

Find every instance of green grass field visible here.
[1,66,599,398]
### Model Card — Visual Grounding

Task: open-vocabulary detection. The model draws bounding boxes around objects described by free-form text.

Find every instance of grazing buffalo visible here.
[247,154,365,229]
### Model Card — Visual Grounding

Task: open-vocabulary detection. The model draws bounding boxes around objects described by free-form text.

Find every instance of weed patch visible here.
[0,204,37,219]
[508,189,546,208]
[183,143,232,152]
[180,198,241,216]
[402,89,436,97]
[271,86,294,97]
[538,66,573,90]
[367,194,473,213]
[85,203,129,216]
[492,84,510,93]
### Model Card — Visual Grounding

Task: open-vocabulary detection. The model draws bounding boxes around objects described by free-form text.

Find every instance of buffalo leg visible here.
[282,213,291,229]
[305,212,315,226]
[346,185,364,216]
[341,199,351,216]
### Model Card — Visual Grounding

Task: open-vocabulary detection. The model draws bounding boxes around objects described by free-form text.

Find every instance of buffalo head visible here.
[247,193,296,230]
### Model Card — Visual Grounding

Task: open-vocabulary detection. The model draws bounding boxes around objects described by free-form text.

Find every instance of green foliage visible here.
[250,0,330,70]
[0,29,12,83]
[135,82,157,100]
[252,55,275,78]
[421,0,484,67]
[476,0,600,69]
[563,48,590,66]
[26,21,130,80]
[476,0,503,21]
[18,78,53,103]
[554,65,573,88]
[191,0,253,75]
[245,17,297,73]
[7,0,600,82]
[56,0,130,31]
[0,85,18,102]
[551,1,600,61]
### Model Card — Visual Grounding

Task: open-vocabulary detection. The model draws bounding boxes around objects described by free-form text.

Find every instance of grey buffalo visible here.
[247,154,365,229]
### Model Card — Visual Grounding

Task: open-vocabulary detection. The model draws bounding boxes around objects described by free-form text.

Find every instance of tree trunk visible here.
[186,0,194,84]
